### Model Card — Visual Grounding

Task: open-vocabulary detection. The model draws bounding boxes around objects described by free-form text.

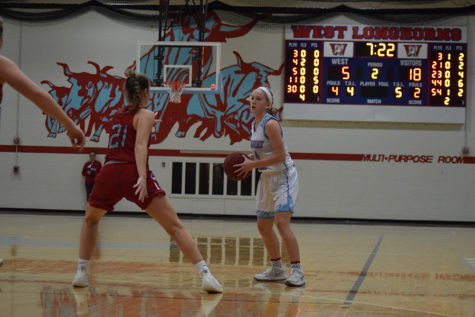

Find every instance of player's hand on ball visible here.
[235,154,253,178]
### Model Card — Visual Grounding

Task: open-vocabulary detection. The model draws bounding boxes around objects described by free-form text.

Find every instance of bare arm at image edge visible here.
[0,55,85,148]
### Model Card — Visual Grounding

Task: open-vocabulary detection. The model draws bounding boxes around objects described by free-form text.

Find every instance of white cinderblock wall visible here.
[0,12,474,221]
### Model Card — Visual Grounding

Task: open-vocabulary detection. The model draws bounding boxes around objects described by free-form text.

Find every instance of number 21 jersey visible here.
[105,108,143,163]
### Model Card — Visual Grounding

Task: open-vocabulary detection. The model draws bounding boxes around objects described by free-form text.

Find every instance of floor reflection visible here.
[41,285,224,317]
[36,274,306,317]
[170,236,289,267]
[38,283,304,317]
[1,213,474,317]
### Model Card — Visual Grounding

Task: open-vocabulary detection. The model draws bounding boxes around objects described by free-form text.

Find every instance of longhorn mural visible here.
[41,12,283,145]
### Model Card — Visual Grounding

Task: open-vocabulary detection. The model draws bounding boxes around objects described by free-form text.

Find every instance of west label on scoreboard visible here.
[283,24,467,123]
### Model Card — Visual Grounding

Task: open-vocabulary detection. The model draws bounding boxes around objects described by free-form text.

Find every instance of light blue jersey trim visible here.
[274,164,294,213]
[259,114,283,140]
[256,210,275,219]
[252,114,286,172]
[256,165,295,219]
[256,208,294,219]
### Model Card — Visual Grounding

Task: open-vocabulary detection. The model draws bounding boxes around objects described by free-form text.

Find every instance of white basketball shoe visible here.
[72,266,89,287]
[202,271,224,293]
[254,265,287,282]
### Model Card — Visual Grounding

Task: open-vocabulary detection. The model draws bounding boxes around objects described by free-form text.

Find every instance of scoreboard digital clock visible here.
[282,24,467,123]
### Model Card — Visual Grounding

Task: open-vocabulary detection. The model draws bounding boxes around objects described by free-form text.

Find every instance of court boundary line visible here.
[0,208,474,227]
[342,235,384,308]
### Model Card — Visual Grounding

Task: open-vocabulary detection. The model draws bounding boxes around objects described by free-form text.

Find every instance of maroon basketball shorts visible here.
[89,162,166,211]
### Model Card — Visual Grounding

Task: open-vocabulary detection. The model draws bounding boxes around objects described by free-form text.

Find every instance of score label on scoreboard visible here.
[283,24,467,123]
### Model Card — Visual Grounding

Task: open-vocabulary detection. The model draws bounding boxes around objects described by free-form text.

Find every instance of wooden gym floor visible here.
[0,212,473,316]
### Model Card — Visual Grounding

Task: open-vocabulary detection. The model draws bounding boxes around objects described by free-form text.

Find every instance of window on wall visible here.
[199,163,209,195]
[171,160,259,197]
[171,162,182,194]
[185,162,196,194]
[212,163,224,195]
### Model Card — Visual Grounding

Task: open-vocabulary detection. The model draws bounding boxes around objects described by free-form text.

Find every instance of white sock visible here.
[290,262,302,271]
[77,258,90,272]
[271,258,283,268]
[195,260,210,275]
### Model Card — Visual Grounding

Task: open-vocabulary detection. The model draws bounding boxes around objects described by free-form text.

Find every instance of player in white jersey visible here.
[235,87,305,287]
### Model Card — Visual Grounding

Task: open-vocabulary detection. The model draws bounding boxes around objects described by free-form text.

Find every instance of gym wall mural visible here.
[41,12,283,146]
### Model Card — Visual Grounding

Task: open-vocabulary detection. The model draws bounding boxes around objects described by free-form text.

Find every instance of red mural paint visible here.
[40,12,285,145]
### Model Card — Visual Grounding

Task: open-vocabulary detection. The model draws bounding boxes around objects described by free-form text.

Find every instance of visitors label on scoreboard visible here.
[284,24,467,108]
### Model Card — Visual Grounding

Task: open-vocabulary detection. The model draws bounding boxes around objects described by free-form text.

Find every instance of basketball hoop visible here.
[164,81,186,103]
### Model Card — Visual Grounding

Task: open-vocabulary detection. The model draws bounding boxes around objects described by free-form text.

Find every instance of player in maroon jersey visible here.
[0,17,84,148]
[81,152,102,201]
[72,71,223,293]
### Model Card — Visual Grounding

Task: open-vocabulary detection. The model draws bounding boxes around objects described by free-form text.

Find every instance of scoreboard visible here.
[283,24,467,123]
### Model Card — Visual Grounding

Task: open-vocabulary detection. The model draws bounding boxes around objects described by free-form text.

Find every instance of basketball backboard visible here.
[137,41,221,94]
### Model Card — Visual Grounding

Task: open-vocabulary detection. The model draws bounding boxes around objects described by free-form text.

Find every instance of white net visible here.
[165,81,185,103]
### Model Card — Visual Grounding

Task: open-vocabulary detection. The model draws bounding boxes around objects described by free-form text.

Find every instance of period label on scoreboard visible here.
[283,24,467,123]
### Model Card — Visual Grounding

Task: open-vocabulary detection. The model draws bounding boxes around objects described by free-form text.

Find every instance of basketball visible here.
[224,152,247,181]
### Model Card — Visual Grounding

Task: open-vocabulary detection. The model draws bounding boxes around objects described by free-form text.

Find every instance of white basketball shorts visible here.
[255,165,299,219]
